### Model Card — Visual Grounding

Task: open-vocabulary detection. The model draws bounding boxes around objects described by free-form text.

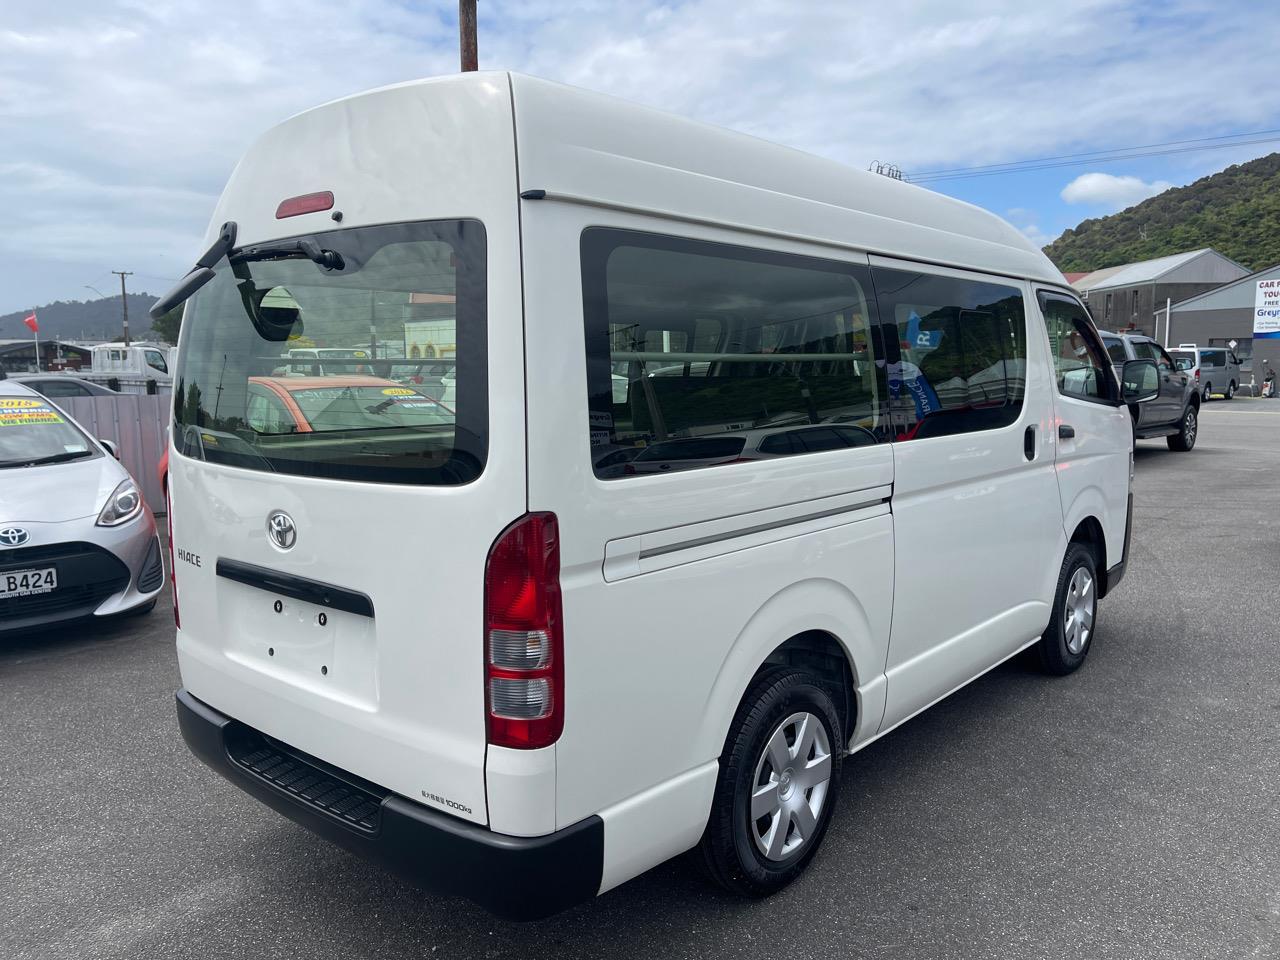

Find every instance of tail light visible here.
[484,513,563,749]
[166,485,179,629]
[1194,368,1201,381]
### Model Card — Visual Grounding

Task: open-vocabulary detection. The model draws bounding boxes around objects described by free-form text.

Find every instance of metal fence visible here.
[60,394,170,513]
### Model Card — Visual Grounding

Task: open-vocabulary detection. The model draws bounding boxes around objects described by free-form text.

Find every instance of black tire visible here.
[1037,542,1099,676]
[1167,403,1198,451]
[699,668,843,898]
[1202,382,1212,402]
[1226,381,1236,400]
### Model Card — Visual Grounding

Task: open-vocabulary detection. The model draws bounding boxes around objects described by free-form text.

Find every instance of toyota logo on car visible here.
[0,527,30,547]
[266,511,296,550]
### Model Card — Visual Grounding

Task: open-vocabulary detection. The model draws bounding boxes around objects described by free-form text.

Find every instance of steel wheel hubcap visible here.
[1063,566,1095,655]
[750,711,832,861]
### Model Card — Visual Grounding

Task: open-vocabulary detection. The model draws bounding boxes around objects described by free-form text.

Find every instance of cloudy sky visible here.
[1,0,1277,315]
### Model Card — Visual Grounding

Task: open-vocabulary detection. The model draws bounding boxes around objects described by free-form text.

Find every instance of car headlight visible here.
[97,479,144,527]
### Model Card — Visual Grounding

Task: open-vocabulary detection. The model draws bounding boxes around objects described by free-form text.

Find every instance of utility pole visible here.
[112,270,133,346]
[459,0,478,71]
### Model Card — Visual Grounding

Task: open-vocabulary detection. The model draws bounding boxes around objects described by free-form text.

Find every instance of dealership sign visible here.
[1257,279,1280,339]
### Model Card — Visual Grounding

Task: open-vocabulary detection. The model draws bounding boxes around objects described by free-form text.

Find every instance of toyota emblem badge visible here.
[266,511,297,550]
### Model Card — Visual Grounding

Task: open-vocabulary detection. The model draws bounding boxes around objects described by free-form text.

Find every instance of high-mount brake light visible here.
[275,191,335,219]
[484,513,563,749]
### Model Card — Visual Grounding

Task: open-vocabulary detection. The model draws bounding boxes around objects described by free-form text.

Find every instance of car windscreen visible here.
[173,220,486,485]
[0,397,97,467]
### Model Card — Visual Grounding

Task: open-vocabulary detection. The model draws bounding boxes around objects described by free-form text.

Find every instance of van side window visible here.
[871,267,1027,440]
[581,229,890,479]
[1038,292,1116,403]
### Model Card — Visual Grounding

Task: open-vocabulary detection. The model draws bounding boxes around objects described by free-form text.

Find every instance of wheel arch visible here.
[1067,515,1111,597]
[695,578,883,761]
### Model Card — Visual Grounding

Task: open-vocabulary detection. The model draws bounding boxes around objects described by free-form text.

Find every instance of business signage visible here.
[1256,279,1280,340]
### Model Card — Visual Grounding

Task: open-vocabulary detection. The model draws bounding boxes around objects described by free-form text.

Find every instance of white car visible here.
[154,72,1152,920]
[0,381,163,634]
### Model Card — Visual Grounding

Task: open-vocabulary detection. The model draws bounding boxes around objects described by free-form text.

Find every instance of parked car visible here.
[10,375,119,399]
[1168,344,1241,401]
[0,381,163,633]
[244,376,454,433]
[1100,331,1201,450]
[153,72,1152,920]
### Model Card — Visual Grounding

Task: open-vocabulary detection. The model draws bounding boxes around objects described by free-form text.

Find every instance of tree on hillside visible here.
[1043,152,1280,273]
[150,305,184,345]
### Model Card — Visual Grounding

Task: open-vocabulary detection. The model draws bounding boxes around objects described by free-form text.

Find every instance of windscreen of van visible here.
[173,220,486,485]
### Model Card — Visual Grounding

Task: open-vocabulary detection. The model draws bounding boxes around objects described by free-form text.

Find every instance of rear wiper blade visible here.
[231,238,344,270]
[1,449,94,468]
[150,221,238,320]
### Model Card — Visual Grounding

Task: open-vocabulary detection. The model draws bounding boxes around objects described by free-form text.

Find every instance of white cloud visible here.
[0,0,1276,308]
[1060,172,1175,210]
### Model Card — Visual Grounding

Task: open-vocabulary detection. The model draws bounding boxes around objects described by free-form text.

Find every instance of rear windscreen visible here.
[1170,350,1195,371]
[173,220,486,485]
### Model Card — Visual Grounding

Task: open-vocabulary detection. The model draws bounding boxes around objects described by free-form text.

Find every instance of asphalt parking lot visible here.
[3,403,1278,960]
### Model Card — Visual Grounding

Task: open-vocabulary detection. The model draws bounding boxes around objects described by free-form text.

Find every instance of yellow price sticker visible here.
[0,398,45,409]
[381,387,416,396]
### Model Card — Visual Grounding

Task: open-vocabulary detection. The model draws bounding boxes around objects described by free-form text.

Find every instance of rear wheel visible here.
[1037,543,1098,675]
[1226,381,1236,400]
[1167,404,1198,451]
[699,669,842,897]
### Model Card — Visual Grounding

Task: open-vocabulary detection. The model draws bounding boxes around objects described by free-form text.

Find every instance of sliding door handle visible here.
[1024,425,1037,460]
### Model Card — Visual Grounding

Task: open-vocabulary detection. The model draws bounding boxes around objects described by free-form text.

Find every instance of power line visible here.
[910,135,1280,184]
[911,128,1280,178]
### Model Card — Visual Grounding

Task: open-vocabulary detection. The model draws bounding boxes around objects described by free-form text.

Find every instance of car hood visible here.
[0,455,124,524]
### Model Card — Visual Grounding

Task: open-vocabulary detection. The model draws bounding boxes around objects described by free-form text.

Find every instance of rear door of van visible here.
[169,76,526,826]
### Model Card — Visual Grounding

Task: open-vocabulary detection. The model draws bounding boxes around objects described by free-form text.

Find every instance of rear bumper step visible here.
[176,689,603,920]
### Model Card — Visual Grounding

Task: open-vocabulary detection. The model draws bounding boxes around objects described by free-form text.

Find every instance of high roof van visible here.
[156,72,1156,920]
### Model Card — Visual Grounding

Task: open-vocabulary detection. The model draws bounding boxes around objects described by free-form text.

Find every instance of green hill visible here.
[1044,152,1280,273]
[0,293,162,343]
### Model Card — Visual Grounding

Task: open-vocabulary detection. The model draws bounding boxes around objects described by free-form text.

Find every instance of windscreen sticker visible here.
[381,387,416,396]
[63,444,88,453]
[0,401,64,427]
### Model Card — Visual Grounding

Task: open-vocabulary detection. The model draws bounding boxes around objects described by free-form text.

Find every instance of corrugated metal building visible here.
[1157,263,1280,390]
[1073,249,1251,337]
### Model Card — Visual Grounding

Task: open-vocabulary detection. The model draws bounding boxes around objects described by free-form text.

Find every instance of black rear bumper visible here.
[175,689,603,920]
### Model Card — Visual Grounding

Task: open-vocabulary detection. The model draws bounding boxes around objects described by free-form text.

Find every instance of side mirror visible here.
[99,439,120,459]
[1121,359,1159,404]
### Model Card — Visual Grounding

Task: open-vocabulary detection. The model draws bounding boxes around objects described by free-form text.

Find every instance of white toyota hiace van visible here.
[158,73,1158,920]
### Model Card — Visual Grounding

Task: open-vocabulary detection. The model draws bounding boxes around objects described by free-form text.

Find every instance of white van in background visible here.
[155,73,1155,920]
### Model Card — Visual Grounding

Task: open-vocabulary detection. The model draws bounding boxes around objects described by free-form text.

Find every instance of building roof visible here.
[1073,248,1250,293]
[1062,272,1089,284]
[1166,261,1280,313]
